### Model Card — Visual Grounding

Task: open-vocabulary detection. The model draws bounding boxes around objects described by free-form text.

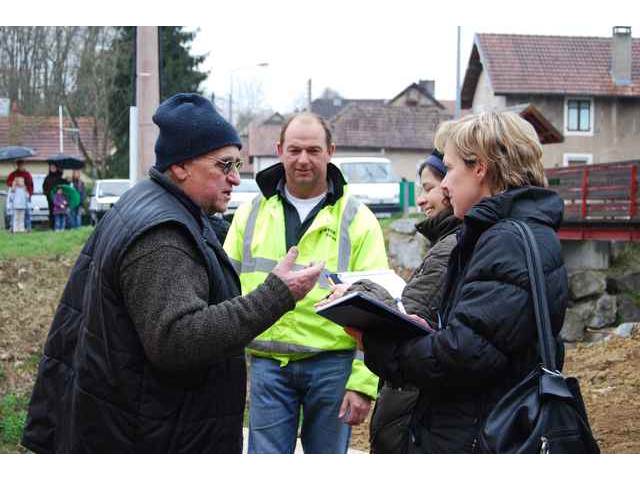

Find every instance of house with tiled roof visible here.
[245,80,455,180]
[0,110,102,179]
[310,97,386,120]
[329,94,452,179]
[245,112,285,174]
[461,26,640,167]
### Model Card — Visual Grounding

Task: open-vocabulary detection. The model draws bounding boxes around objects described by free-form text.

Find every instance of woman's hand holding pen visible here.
[314,277,350,308]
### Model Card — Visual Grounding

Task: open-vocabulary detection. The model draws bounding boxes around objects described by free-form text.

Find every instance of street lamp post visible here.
[228,62,269,125]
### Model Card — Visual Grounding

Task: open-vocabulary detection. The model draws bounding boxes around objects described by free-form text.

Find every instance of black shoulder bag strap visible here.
[506,219,558,373]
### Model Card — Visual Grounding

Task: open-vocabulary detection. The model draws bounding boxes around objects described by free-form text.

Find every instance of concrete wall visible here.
[505,94,640,168]
[562,240,611,271]
[471,76,640,168]
[472,70,507,113]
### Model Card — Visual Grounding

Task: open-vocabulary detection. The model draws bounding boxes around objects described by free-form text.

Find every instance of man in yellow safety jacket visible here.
[224,112,389,453]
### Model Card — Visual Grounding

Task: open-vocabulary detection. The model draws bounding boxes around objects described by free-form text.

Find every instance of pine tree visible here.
[106,27,207,178]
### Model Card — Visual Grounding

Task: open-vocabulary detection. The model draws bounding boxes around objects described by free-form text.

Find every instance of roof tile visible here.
[476,33,640,96]
[0,114,101,163]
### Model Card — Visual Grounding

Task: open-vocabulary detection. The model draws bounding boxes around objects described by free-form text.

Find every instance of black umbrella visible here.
[47,153,85,170]
[0,146,36,161]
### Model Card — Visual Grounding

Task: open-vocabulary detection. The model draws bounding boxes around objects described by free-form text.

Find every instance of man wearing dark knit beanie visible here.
[22,93,325,453]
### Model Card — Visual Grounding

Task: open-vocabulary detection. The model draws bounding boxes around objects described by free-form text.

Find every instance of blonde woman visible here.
[352,112,569,453]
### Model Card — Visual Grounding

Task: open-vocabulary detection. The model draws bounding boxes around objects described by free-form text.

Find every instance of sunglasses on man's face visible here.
[209,157,243,175]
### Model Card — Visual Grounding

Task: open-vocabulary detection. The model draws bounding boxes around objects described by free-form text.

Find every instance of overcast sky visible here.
[6,0,640,116]
[185,1,640,115]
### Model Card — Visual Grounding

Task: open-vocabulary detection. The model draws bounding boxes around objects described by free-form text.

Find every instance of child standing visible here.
[52,187,69,232]
[8,176,30,233]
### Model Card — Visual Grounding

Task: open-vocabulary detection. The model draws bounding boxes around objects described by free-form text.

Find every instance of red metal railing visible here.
[546,160,640,223]
[630,164,638,218]
[546,160,640,241]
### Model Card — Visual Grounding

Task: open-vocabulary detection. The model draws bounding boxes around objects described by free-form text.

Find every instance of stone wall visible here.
[561,266,640,344]
[386,217,428,273]
[386,217,640,344]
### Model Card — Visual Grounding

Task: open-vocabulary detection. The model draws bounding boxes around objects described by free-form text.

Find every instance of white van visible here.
[331,157,401,217]
[88,179,133,225]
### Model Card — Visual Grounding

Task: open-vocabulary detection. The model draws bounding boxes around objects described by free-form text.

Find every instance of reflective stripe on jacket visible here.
[224,186,388,398]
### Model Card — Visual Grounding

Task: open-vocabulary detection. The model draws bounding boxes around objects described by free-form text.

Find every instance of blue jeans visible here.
[54,213,66,231]
[248,351,354,454]
[67,208,81,228]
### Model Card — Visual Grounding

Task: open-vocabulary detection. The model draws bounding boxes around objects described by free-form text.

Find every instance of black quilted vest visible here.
[22,168,245,453]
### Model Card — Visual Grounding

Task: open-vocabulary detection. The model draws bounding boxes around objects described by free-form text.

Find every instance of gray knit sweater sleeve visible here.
[119,223,295,374]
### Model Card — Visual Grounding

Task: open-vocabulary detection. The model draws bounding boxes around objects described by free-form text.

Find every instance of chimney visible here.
[418,79,435,97]
[611,26,632,86]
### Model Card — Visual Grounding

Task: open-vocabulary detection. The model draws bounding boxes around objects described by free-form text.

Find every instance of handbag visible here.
[479,219,600,454]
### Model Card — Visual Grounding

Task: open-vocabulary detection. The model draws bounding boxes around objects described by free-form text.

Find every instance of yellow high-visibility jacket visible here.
[223,167,389,398]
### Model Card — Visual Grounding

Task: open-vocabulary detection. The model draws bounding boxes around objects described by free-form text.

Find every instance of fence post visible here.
[630,164,638,218]
[401,180,410,214]
[581,168,589,219]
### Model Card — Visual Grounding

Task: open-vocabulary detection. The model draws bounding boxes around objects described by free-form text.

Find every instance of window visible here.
[565,97,593,135]
[563,153,593,167]
[339,162,396,183]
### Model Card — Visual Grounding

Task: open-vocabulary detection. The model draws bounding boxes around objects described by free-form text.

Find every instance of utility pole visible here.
[135,26,160,182]
[228,70,234,124]
[455,26,462,119]
[307,78,312,111]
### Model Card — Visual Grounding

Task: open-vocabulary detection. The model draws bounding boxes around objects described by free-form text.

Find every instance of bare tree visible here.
[0,26,120,176]
[234,77,269,132]
[64,27,120,176]
[0,26,83,115]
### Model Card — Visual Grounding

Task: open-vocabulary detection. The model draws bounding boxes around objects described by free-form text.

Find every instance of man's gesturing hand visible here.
[339,390,372,426]
[272,247,324,301]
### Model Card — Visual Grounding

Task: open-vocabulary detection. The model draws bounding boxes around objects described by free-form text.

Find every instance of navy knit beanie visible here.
[153,93,242,172]
[418,148,447,179]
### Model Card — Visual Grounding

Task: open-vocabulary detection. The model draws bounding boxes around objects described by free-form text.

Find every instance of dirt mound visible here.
[0,256,75,397]
[349,332,640,453]
[563,331,640,453]
[1,255,638,453]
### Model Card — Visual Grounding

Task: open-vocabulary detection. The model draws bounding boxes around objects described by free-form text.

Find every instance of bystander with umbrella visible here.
[43,161,68,230]
[48,154,86,228]
[1,146,35,231]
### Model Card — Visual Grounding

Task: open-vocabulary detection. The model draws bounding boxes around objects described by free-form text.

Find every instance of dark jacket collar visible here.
[415,208,461,244]
[465,186,564,231]
[148,166,205,228]
[255,162,347,205]
[458,186,564,253]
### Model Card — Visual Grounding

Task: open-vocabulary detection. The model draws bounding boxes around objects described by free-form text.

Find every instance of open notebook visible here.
[316,292,431,338]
